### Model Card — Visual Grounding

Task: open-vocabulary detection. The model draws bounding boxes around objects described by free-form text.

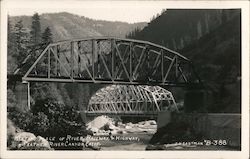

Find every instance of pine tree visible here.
[204,13,210,34]
[8,18,15,55]
[172,38,177,50]
[8,17,15,48]
[13,20,30,65]
[197,21,202,39]
[42,27,53,44]
[126,27,141,39]
[7,17,18,73]
[180,38,184,49]
[30,13,41,49]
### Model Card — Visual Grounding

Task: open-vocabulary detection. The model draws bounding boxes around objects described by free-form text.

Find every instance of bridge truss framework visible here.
[13,37,200,87]
[9,37,201,110]
[86,85,178,116]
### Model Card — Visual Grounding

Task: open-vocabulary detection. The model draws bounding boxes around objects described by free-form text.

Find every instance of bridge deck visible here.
[85,111,159,117]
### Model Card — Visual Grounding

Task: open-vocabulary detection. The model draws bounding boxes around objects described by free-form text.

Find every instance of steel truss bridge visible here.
[12,37,200,86]
[9,37,201,115]
[86,85,178,116]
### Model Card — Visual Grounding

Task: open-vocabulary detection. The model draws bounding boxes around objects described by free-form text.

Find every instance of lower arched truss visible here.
[86,85,178,116]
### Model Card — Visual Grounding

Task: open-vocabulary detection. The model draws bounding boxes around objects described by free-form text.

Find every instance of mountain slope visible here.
[8,12,146,113]
[181,14,241,83]
[128,9,241,113]
[128,9,241,82]
[181,13,241,113]
[128,9,240,51]
[9,12,146,41]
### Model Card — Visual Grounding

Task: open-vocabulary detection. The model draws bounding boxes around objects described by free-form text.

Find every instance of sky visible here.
[6,0,168,23]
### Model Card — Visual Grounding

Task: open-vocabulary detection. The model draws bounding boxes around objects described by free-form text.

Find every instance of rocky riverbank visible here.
[7,119,52,150]
[86,115,157,136]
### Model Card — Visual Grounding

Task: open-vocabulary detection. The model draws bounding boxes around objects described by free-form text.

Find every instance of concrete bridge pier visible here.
[157,89,210,128]
[11,81,30,111]
[184,89,212,113]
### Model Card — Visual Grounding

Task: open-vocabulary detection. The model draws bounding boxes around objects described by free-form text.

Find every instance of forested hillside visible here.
[8,12,131,145]
[10,12,146,41]
[8,12,146,107]
[7,12,143,138]
[128,9,240,50]
[128,9,241,113]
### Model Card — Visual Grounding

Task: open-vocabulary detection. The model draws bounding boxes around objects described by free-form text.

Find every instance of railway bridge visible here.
[8,37,202,116]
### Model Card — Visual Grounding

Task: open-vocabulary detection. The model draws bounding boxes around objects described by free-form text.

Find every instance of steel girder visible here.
[86,85,178,115]
[15,37,201,86]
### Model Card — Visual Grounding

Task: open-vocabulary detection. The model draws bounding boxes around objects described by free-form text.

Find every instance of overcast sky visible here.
[6,1,168,23]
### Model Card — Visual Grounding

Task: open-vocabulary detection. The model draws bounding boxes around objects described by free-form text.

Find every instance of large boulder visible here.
[10,132,52,150]
[86,116,114,130]
[12,132,36,149]
[86,116,119,134]
[148,120,157,125]
[34,136,51,148]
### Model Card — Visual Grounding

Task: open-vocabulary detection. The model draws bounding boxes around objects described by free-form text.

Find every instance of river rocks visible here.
[86,116,120,135]
[88,127,99,134]
[87,115,115,130]
[86,116,157,136]
[145,144,167,150]
[125,125,132,129]
[34,136,51,148]
[13,132,36,146]
[138,120,157,126]
[7,119,52,150]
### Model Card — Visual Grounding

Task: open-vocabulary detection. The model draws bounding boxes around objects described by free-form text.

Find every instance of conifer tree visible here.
[7,17,18,73]
[8,17,16,55]
[8,17,15,48]
[197,21,202,39]
[42,27,53,44]
[13,20,30,65]
[30,13,41,49]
